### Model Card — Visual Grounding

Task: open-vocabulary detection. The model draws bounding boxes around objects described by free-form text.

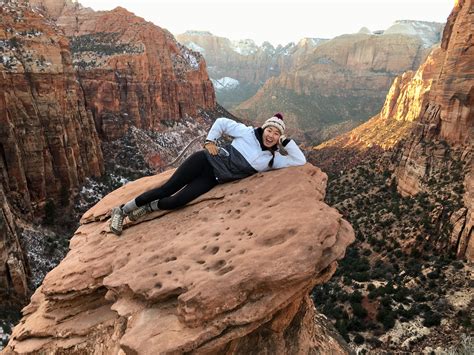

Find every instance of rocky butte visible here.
[49,1,216,141]
[4,164,355,353]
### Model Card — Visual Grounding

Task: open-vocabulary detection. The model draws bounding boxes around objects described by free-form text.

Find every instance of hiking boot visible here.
[127,204,152,222]
[110,207,125,236]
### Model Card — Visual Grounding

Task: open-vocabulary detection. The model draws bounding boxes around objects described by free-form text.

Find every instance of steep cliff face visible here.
[235,30,442,144]
[312,45,444,156]
[428,0,473,145]
[395,0,473,260]
[0,1,103,215]
[0,186,28,304]
[0,0,104,310]
[5,164,355,354]
[51,5,216,141]
[307,47,443,176]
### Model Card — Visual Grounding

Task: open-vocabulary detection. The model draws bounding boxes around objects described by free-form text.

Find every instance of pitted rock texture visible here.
[5,164,355,354]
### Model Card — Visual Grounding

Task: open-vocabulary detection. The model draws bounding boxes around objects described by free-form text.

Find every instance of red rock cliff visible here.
[54,5,216,141]
[0,1,103,216]
[0,185,28,304]
[395,0,473,260]
[0,1,104,304]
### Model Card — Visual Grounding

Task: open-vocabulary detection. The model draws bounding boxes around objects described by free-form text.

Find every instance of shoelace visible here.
[111,210,124,229]
[132,207,148,218]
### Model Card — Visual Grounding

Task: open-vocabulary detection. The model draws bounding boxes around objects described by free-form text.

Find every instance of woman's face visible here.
[262,126,281,148]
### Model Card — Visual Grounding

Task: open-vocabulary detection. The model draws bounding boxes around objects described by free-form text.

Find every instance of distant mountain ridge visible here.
[176,31,328,109]
[233,21,444,144]
[177,21,444,144]
[384,20,444,46]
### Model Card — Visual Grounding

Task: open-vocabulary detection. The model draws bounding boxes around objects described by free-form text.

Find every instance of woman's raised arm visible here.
[206,117,252,141]
[272,140,306,169]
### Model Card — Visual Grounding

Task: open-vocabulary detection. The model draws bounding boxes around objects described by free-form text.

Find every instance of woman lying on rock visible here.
[109,113,306,235]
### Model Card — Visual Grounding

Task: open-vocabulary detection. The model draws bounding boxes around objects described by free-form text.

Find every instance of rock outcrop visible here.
[5,164,355,353]
[49,4,216,141]
[0,185,28,304]
[394,0,473,260]
[0,1,103,215]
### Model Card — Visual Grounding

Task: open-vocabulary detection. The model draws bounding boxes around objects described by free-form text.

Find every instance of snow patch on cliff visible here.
[384,20,444,47]
[231,39,258,55]
[212,77,240,91]
[185,41,205,54]
[183,51,199,69]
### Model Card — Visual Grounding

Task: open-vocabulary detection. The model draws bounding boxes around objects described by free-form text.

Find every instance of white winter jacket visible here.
[205,117,306,182]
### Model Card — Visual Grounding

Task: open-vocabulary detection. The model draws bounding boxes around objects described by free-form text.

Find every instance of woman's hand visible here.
[278,135,289,156]
[204,140,219,155]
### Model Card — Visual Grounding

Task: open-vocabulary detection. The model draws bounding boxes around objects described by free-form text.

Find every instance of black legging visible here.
[135,150,218,210]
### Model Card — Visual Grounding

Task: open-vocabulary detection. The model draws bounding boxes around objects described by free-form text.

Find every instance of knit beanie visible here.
[262,113,285,135]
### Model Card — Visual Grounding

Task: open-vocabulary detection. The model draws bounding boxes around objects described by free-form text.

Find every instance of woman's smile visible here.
[262,126,281,148]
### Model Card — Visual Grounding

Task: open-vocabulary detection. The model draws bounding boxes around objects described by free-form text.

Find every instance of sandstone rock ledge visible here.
[4,164,354,354]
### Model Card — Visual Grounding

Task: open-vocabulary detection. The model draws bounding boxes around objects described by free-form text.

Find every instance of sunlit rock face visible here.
[394,0,473,260]
[5,164,355,354]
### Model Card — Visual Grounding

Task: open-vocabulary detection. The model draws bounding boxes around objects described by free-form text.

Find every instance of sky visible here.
[78,0,454,46]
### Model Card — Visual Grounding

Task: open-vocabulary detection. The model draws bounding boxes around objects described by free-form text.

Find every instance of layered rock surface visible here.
[394,0,473,259]
[0,0,103,304]
[50,4,216,141]
[5,164,355,354]
[0,1,103,215]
